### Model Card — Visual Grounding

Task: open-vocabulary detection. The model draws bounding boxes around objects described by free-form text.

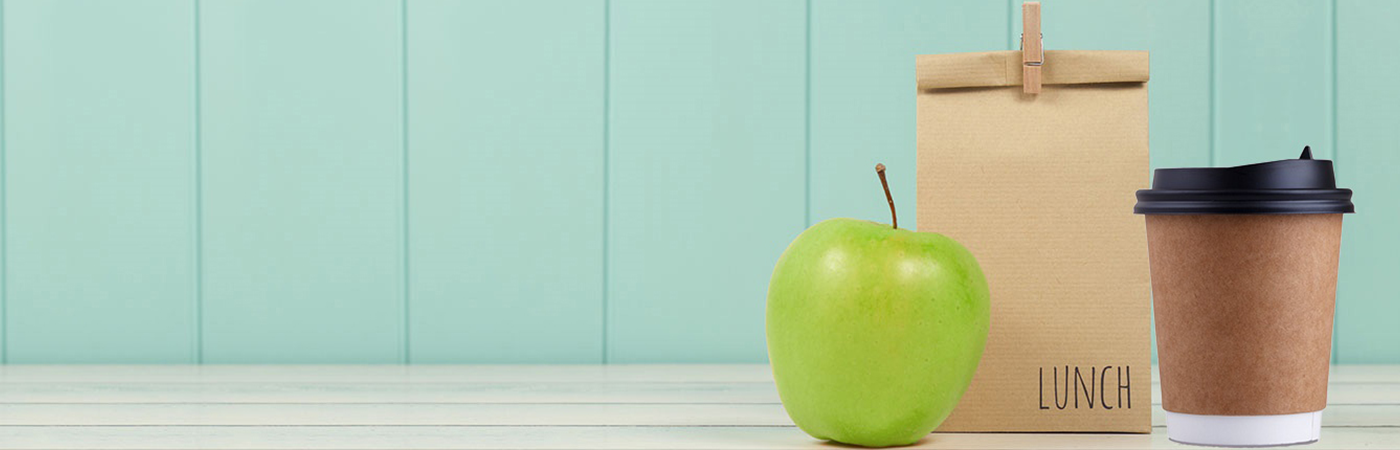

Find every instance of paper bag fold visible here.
[917,50,1149,90]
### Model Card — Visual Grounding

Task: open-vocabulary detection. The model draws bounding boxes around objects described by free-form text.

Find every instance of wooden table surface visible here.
[0,365,1396,449]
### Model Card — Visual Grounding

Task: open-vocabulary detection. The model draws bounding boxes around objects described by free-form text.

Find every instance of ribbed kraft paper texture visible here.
[1148,214,1340,416]
[917,51,1152,433]
[916,50,1149,90]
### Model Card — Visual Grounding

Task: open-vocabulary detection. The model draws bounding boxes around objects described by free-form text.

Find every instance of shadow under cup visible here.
[1135,148,1354,447]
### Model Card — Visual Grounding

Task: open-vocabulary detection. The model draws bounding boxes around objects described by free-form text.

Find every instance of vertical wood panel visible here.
[1148,0,1213,169]
[1008,0,1149,50]
[200,0,404,363]
[1335,0,1400,363]
[808,0,1005,232]
[607,0,806,362]
[406,0,605,363]
[0,0,7,363]
[2,0,196,362]
[1214,0,1332,164]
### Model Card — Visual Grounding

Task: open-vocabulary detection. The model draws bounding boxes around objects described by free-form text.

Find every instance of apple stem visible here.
[875,163,897,229]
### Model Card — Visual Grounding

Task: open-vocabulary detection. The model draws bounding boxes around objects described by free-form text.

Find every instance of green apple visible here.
[766,164,990,447]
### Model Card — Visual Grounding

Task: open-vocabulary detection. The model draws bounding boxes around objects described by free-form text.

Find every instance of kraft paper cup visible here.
[1134,147,1354,447]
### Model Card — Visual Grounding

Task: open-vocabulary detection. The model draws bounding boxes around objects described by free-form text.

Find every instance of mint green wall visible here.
[0,0,1394,364]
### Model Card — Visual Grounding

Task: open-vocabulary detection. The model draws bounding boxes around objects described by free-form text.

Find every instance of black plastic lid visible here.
[1134,147,1354,215]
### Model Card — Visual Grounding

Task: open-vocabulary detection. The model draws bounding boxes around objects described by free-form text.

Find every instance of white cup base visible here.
[1165,410,1322,447]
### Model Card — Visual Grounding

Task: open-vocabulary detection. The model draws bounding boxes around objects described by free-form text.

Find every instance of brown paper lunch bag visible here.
[916,50,1152,433]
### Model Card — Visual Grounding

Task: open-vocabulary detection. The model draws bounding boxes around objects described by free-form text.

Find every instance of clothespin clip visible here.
[1021,1,1043,94]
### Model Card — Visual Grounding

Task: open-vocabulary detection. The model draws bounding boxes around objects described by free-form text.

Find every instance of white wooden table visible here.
[0,365,1396,449]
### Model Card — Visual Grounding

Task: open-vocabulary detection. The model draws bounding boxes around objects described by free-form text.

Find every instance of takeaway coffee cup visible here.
[1134,147,1354,447]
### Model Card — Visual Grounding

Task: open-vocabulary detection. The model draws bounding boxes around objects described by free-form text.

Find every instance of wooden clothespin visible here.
[1022,2,1043,94]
